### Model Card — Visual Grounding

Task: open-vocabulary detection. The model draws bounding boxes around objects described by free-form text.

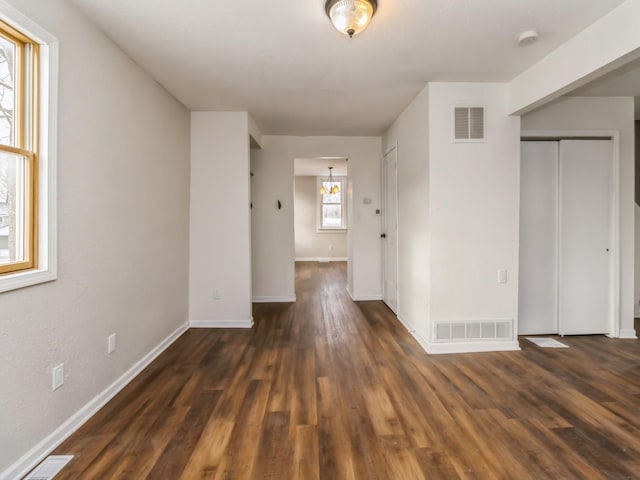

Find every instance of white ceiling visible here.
[294,158,347,177]
[69,0,627,135]
[569,57,640,119]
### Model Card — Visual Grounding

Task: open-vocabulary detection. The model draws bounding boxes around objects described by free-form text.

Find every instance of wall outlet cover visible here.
[52,363,64,391]
[107,334,117,354]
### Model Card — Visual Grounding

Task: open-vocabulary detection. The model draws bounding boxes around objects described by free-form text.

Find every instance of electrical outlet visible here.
[108,333,116,354]
[214,289,221,300]
[52,363,64,391]
[328,245,332,252]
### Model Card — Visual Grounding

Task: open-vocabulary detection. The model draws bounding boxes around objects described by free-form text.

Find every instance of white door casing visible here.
[383,147,398,313]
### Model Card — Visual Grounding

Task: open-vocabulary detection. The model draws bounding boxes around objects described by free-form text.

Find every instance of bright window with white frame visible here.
[0,1,58,293]
[317,176,347,231]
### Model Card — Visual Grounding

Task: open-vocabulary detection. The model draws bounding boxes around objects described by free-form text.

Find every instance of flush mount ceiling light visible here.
[320,167,340,195]
[325,0,378,38]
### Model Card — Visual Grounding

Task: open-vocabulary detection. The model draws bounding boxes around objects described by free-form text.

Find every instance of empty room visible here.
[1,0,640,479]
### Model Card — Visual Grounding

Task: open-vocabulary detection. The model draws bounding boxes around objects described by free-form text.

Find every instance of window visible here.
[317,176,347,230]
[0,2,58,293]
[0,20,38,275]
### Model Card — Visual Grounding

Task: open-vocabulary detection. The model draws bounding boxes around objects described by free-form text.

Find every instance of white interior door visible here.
[519,141,559,335]
[383,148,398,313]
[559,140,612,335]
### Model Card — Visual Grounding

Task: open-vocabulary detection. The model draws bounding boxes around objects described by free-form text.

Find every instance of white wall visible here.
[509,0,640,115]
[251,136,382,301]
[428,83,522,341]
[294,176,347,261]
[0,0,191,475]
[189,112,252,325]
[522,96,636,337]
[382,86,430,338]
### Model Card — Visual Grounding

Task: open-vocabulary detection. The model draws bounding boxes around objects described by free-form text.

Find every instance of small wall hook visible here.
[277,200,282,210]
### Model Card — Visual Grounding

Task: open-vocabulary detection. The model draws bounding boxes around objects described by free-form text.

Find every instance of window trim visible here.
[0,0,58,293]
[316,176,347,232]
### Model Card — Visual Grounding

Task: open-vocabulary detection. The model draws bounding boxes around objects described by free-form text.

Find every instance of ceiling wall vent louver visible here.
[454,106,486,142]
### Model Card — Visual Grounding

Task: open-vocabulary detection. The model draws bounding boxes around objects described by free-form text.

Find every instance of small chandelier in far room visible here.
[325,0,378,38]
[320,167,340,195]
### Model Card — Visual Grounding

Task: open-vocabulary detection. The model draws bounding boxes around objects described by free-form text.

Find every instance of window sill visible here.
[316,228,347,234]
[0,267,56,293]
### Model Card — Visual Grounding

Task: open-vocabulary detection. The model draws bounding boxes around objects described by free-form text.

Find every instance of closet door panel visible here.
[519,141,559,335]
[559,140,612,335]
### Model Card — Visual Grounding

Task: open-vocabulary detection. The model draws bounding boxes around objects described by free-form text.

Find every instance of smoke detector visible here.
[517,30,539,47]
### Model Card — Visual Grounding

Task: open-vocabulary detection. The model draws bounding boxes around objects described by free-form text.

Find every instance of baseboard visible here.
[410,329,431,353]
[252,295,296,303]
[0,321,189,480]
[346,285,354,300]
[425,340,521,355]
[396,313,414,333]
[388,312,522,356]
[618,328,638,339]
[295,257,348,262]
[345,286,382,302]
[189,318,254,329]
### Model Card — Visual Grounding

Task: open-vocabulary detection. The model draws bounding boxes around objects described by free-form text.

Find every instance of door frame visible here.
[382,143,399,314]
[521,130,620,337]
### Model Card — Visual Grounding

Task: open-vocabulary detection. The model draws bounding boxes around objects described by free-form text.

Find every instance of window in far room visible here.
[317,176,347,230]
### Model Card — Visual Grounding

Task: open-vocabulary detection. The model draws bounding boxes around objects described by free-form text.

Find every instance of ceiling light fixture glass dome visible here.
[325,0,378,38]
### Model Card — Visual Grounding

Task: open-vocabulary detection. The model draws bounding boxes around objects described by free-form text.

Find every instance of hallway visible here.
[49,262,640,479]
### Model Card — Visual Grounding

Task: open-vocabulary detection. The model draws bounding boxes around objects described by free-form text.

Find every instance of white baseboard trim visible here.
[345,286,383,302]
[252,295,296,303]
[189,318,254,329]
[618,328,638,339]
[295,257,348,262]
[0,321,189,480]
[425,340,521,355]
[396,313,414,333]
[411,330,431,353]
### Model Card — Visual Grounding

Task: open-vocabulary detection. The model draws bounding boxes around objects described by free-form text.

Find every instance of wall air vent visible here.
[454,106,485,142]
[434,319,512,342]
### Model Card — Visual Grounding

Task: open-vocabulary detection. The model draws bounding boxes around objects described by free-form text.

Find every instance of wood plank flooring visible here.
[48,262,640,479]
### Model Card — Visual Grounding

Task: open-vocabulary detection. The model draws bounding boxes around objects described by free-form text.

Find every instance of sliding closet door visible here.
[559,140,612,335]
[519,142,559,335]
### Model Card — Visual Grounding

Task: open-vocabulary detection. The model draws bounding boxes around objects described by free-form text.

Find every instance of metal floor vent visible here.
[435,319,512,342]
[25,455,73,480]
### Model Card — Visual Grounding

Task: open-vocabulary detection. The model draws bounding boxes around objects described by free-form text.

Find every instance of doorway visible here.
[519,138,614,335]
[293,158,348,264]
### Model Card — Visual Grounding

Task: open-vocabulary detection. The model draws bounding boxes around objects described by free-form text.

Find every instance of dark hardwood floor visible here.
[46,262,640,479]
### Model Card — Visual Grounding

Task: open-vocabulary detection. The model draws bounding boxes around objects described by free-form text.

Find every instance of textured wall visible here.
[189,112,252,324]
[0,0,190,473]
